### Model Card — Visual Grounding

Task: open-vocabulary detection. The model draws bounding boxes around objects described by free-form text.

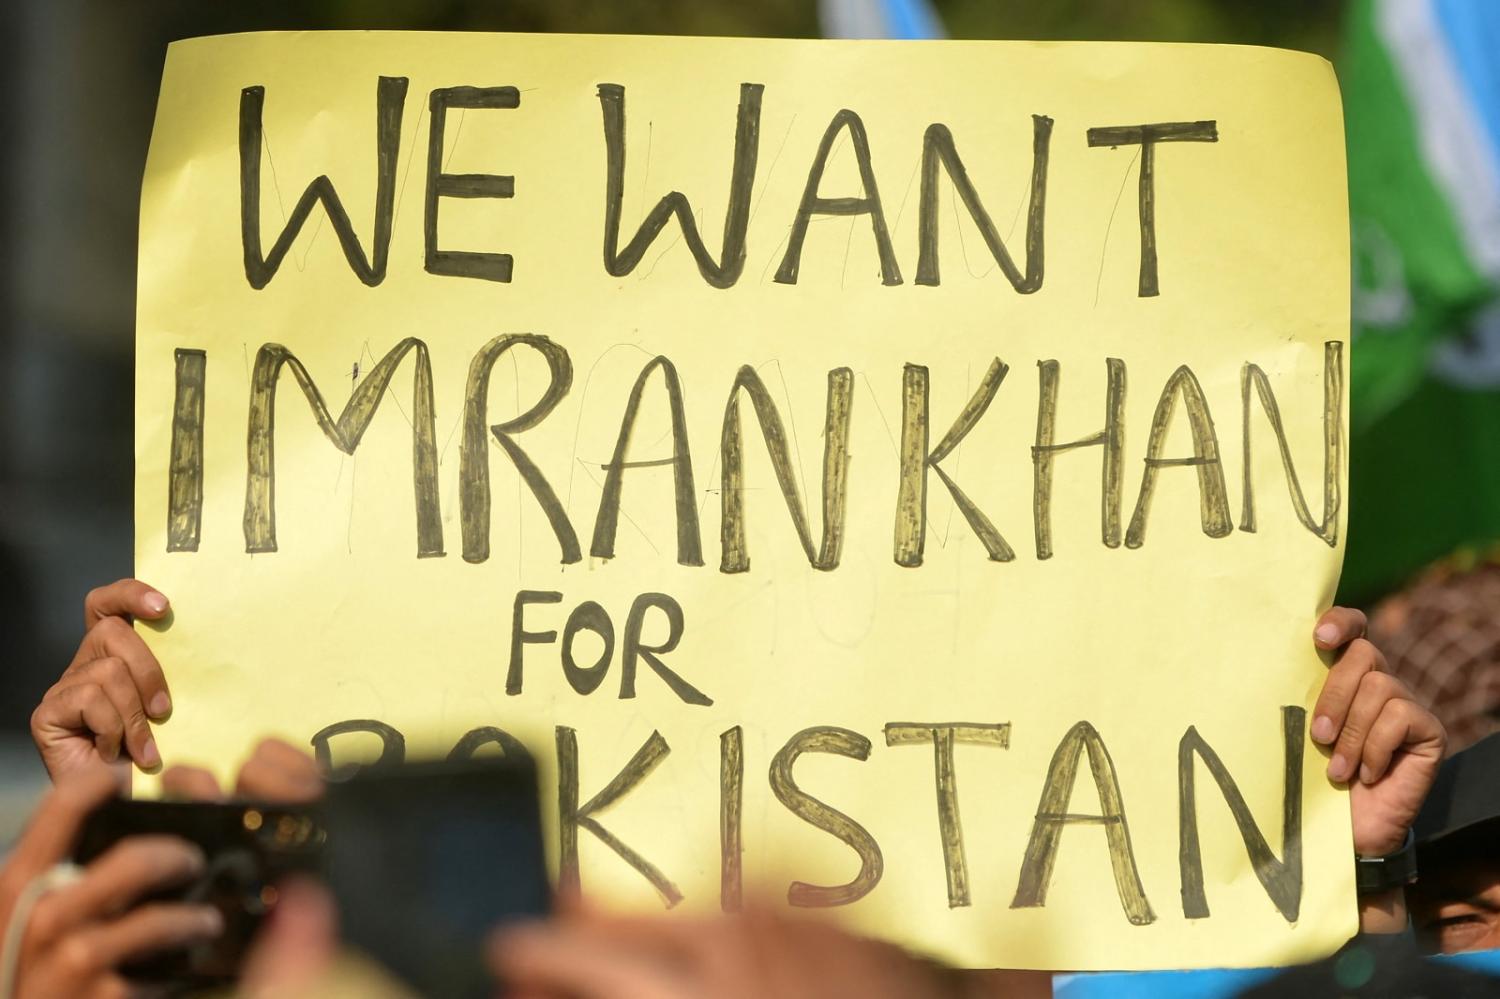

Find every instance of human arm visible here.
[1311,607,1446,934]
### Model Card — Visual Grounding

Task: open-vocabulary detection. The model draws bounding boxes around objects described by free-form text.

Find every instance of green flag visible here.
[1343,0,1500,598]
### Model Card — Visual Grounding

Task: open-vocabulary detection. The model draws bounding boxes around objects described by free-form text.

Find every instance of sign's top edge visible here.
[162,30,1331,67]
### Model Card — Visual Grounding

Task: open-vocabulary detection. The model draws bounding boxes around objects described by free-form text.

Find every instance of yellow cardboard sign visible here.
[135,32,1354,970]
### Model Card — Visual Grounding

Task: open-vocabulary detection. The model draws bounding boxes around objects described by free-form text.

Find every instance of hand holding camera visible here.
[55,743,545,997]
[0,766,220,999]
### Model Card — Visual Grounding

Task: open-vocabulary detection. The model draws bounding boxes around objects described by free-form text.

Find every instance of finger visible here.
[742,909,847,997]
[1310,637,1384,746]
[75,902,224,971]
[1314,606,1368,650]
[239,878,338,997]
[248,739,321,784]
[80,976,131,999]
[32,684,127,765]
[557,910,723,962]
[1358,701,1415,785]
[161,766,224,802]
[235,740,323,803]
[31,837,205,942]
[83,580,170,632]
[541,912,736,973]
[71,616,171,722]
[5,766,119,876]
[1328,672,1404,783]
[489,924,688,999]
[66,659,159,770]
[1358,697,1446,784]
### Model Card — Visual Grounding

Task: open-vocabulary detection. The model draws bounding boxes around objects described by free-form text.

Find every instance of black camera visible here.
[72,754,549,997]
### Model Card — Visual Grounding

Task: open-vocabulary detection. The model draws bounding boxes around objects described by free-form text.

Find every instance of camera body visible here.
[73,755,549,996]
[74,797,323,983]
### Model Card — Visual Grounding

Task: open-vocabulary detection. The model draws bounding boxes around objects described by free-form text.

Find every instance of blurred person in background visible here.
[1408,732,1500,954]
[1370,553,1500,756]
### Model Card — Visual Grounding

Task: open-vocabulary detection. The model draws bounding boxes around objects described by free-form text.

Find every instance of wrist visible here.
[1359,887,1408,935]
[1355,829,1416,936]
[1356,832,1408,858]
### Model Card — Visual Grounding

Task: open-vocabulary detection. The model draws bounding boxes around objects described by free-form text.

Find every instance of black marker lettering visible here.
[556,726,682,907]
[310,718,406,776]
[425,86,520,283]
[598,83,763,288]
[916,116,1052,291]
[1179,707,1305,922]
[1239,342,1343,547]
[1012,721,1155,926]
[591,357,703,566]
[1032,359,1126,559]
[720,365,853,573]
[239,77,407,289]
[460,335,579,564]
[775,110,901,286]
[769,726,883,907]
[242,339,442,557]
[562,600,615,695]
[508,590,562,695]
[448,725,533,764]
[167,349,206,553]
[621,592,710,706]
[1126,365,1232,548]
[1086,121,1219,297]
[885,722,1011,908]
[895,359,1013,566]
[721,725,744,912]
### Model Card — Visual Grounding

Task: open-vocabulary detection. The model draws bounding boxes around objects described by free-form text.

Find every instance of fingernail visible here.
[140,739,161,768]
[1360,763,1375,784]
[1311,715,1335,743]
[1315,624,1340,646]
[1328,753,1349,781]
[149,692,172,719]
[144,591,169,616]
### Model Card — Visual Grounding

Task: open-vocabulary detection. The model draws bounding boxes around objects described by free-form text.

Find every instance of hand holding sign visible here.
[1310,608,1446,859]
[31,580,174,780]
